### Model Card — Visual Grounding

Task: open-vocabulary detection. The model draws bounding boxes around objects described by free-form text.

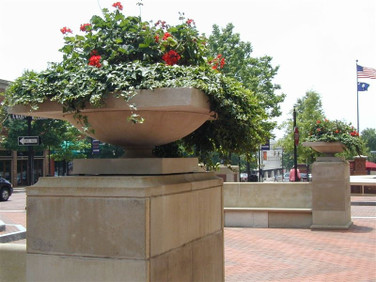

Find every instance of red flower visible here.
[335,129,340,133]
[316,128,321,132]
[210,54,226,70]
[60,27,72,34]
[90,50,98,56]
[154,35,160,43]
[88,55,102,68]
[163,32,171,40]
[186,19,195,26]
[112,2,123,10]
[316,120,321,124]
[220,57,226,68]
[80,23,92,32]
[350,131,359,137]
[162,50,181,66]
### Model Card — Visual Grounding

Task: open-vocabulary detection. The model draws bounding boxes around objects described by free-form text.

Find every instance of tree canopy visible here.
[207,24,286,120]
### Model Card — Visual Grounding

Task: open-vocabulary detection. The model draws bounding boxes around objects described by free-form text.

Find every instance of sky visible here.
[1,0,375,139]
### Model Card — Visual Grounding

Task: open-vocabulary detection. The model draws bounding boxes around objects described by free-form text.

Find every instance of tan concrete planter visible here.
[303,141,346,156]
[10,87,214,157]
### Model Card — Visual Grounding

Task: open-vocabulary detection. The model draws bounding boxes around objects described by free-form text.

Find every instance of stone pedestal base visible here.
[311,157,352,229]
[26,173,224,281]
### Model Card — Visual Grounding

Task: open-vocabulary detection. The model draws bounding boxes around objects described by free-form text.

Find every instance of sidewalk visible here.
[1,194,375,281]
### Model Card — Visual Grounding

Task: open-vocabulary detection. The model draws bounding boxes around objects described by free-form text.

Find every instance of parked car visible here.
[282,172,290,182]
[300,173,308,181]
[0,177,13,201]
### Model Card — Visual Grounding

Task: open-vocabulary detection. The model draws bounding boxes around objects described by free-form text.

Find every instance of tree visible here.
[0,111,91,176]
[205,23,285,169]
[207,23,286,121]
[50,125,90,175]
[361,128,376,162]
[1,118,70,152]
[278,90,325,167]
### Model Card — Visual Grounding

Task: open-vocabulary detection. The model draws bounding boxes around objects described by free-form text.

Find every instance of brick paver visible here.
[1,192,375,281]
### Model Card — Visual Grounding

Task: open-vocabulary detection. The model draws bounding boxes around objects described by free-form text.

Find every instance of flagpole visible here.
[356,59,359,133]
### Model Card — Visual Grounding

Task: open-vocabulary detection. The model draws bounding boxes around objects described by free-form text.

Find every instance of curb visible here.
[0,224,26,243]
[13,187,26,193]
[0,220,5,232]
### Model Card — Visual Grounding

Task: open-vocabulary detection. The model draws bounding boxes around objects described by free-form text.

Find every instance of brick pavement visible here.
[1,193,375,281]
[225,218,376,281]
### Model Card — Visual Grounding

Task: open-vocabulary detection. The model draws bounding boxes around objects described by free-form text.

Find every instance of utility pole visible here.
[27,116,35,185]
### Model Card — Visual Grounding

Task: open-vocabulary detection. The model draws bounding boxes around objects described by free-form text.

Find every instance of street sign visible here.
[294,127,299,146]
[92,139,100,154]
[261,139,270,150]
[18,136,41,146]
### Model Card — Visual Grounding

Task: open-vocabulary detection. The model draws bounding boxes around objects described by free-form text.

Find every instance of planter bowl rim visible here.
[8,87,214,156]
[302,141,346,154]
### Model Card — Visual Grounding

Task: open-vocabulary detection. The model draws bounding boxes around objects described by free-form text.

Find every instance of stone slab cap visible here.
[27,173,222,198]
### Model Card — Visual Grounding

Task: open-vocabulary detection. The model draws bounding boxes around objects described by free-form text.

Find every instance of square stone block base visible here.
[311,159,352,229]
[26,173,224,282]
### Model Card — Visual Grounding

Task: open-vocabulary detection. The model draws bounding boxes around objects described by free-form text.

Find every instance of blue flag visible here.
[358,82,370,91]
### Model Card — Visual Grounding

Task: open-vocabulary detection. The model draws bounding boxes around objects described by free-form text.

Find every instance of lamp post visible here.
[293,107,299,182]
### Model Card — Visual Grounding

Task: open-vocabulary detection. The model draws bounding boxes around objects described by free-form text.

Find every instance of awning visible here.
[366,161,376,171]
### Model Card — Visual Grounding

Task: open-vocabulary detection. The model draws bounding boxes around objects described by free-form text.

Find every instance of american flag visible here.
[357,65,376,79]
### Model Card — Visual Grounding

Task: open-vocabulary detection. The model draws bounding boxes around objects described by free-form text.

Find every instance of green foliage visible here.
[361,128,376,162]
[361,128,376,150]
[1,118,71,151]
[3,2,273,165]
[50,125,90,162]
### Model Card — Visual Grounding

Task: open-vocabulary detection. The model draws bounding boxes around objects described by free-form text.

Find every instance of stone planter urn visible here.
[10,87,214,158]
[10,87,216,174]
[302,141,346,157]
